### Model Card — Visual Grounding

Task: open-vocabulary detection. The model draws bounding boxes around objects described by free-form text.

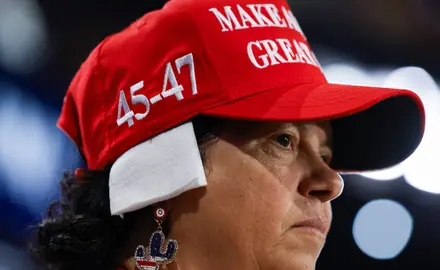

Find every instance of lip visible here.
[292,218,329,236]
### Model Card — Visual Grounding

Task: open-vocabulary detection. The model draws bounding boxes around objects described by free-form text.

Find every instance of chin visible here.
[260,251,318,270]
[279,231,326,259]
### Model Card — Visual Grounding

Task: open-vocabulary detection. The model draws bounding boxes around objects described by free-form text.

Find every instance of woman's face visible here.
[168,120,343,270]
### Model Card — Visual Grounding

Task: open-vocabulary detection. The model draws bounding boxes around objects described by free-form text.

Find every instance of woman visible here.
[33,0,425,269]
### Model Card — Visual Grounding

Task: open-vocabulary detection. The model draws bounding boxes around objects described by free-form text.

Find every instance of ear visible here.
[160,199,175,213]
[160,187,208,224]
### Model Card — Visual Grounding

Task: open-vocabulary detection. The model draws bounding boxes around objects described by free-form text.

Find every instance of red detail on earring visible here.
[137,260,158,267]
[153,207,167,221]
[74,168,85,178]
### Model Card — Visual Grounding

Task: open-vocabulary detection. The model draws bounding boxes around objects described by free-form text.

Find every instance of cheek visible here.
[207,150,294,246]
[247,145,301,193]
[324,202,333,223]
[205,144,294,237]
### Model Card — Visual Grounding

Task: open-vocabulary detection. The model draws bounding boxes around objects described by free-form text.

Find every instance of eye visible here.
[274,134,293,149]
[320,154,332,165]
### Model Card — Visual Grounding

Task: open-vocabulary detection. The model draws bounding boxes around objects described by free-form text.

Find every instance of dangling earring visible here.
[134,206,178,270]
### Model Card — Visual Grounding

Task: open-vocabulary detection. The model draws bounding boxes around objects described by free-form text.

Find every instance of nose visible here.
[297,155,344,203]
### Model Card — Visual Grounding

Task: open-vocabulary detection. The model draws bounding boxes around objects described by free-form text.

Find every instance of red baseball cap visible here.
[58,0,425,214]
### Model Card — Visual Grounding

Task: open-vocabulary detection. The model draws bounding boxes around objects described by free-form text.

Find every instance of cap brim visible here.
[202,83,425,172]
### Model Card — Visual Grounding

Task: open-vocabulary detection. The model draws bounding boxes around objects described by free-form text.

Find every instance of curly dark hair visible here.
[31,116,223,270]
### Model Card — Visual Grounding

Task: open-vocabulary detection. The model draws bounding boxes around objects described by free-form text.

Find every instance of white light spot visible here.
[0,0,49,75]
[324,63,379,86]
[359,166,404,181]
[0,84,66,213]
[353,199,413,260]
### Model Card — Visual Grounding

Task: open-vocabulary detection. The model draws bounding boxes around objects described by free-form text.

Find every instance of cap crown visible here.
[58,0,326,169]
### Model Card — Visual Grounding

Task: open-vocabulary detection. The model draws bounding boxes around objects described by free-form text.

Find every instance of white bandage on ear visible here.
[109,122,207,216]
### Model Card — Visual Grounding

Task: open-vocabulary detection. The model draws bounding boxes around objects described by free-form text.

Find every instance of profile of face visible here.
[165,120,344,270]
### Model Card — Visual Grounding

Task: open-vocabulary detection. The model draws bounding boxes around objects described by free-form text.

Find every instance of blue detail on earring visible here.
[148,231,178,264]
[135,246,145,258]
[164,240,177,259]
[134,231,178,270]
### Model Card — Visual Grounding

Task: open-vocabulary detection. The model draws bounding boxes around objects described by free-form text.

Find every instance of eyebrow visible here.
[298,123,333,149]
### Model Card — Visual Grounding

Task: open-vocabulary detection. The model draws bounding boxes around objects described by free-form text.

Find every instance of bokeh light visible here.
[0,0,49,75]
[0,82,69,214]
[352,199,413,260]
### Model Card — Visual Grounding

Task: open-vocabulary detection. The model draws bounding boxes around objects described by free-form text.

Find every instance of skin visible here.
[124,120,344,270]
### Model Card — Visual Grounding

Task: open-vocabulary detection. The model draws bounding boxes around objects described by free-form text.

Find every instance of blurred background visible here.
[0,0,439,269]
